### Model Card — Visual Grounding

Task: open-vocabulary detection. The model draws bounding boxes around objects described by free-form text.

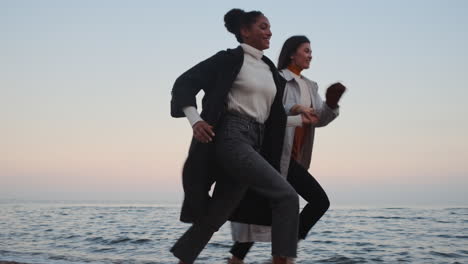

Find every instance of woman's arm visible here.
[286,115,302,127]
[182,106,203,127]
[171,51,227,143]
[182,106,215,143]
[315,83,346,127]
[170,51,226,118]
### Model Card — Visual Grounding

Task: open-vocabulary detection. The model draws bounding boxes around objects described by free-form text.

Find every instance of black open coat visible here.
[170,46,287,225]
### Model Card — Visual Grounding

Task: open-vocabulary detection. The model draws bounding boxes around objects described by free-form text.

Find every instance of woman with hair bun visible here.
[170,9,301,264]
[228,35,346,263]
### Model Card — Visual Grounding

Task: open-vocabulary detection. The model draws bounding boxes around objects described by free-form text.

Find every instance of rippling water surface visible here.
[1,201,467,264]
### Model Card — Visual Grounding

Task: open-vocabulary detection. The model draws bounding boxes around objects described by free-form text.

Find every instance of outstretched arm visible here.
[315,82,346,127]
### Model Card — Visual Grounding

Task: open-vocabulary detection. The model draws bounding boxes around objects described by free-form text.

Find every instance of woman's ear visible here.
[240,27,250,40]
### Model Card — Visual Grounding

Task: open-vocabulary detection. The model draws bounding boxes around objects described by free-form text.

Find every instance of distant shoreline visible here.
[0,199,466,208]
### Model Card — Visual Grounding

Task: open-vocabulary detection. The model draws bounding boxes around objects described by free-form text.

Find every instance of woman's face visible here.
[291,42,312,70]
[241,15,272,50]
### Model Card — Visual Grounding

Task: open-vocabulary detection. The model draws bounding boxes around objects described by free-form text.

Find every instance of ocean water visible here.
[0,201,467,264]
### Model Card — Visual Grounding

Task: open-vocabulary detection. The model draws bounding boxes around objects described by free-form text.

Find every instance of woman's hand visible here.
[290,104,319,124]
[325,82,346,109]
[192,121,215,143]
[290,104,314,115]
[302,112,319,125]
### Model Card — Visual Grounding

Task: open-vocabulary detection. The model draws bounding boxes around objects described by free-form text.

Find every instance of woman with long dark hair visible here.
[228,35,346,264]
[170,9,300,264]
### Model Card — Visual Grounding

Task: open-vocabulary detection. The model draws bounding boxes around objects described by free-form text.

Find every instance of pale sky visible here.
[1,0,467,206]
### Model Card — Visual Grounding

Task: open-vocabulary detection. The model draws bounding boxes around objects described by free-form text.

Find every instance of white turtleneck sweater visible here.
[225,43,276,123]
[183,44,301,127]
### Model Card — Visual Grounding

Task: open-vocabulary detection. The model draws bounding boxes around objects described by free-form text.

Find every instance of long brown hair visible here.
[277,35,310,69]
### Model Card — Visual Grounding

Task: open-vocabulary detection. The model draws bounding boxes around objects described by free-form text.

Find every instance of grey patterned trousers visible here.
[171,112,299,263]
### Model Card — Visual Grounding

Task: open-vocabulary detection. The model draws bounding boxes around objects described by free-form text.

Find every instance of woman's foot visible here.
[228,255,245,264]
[272,256,295,264]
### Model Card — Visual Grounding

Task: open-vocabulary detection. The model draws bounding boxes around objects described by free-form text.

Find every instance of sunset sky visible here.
[2,0,467,206]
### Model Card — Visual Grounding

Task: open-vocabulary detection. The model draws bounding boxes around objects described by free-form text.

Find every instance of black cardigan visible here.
[170,46,287,225]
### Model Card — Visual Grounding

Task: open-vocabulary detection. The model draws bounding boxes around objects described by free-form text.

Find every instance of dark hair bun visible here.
[224,8,245,34]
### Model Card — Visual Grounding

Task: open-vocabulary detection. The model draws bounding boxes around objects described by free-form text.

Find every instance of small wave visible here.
[430,251,462,258]
[319,240,337,245]
[0,248,102,264]
[93,247,114,252]
[437,234,453,238]
[108,237,132,244]
[132,238,152,244]
[85,236,104,242]
[46,253,97,263]
[386,228,404,232]
[49,254,68,260]
[62,234,79,239]
[376,244,391,249]
[409,216,426,220]
[7,232,28,237]
[362,247,385,253]
[455,235,468,239]
[370,216,402,219]
[318,255,364,263]
[85,236,134,245]
[208,242,230,248]
[89,216,104,219]
[354,242,373,247]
